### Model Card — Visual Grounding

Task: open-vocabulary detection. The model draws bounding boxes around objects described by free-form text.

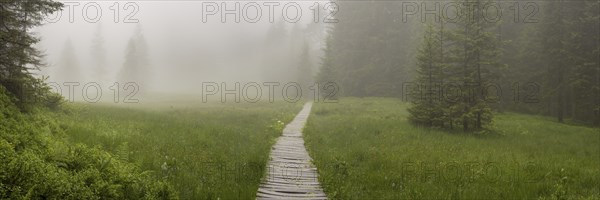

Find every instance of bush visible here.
[0,85,178,199]
[0,75,65,112]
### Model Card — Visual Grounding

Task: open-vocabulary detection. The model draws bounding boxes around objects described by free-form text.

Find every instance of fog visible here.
[35,1,329,100]
[3,1,599,198]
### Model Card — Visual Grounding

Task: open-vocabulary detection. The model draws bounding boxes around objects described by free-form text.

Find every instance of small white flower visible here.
[161,162,168,171]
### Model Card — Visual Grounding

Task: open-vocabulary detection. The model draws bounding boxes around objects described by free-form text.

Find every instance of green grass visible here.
[304,97,600,199]
[1,86,178,199]
[58,101,303,199]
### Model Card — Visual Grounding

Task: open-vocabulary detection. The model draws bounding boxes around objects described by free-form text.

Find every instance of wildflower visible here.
[162,162,168,171]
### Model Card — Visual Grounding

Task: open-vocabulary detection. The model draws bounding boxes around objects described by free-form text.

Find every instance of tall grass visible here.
[59,101,302,199]
[304,97,599,199]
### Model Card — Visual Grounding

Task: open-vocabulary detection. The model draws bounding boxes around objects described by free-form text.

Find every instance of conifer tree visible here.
[408,24,444,127]
[0,0,62,107]
[91,23,108,82]
[118,25,150,95]
[54,38,81,83]
[445,0,501,131]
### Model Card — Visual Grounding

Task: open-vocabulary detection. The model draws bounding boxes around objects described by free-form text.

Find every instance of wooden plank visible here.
[257,188,327,198]
[261,179,322,186]
[261,182,322,187]
[257,102,327,199]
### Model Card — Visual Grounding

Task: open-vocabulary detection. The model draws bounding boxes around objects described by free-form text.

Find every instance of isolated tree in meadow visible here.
[53,38,81,83]
[444,0,502,131]
[409,0,502,132]
[408,24,445,127]
[90,23,108,82]
[118,25,149,94]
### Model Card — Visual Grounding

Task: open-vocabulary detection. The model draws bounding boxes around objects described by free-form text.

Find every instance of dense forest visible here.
[316,0,600,129]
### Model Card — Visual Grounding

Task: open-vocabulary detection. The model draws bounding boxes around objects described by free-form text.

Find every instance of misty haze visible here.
[0,0,598,199]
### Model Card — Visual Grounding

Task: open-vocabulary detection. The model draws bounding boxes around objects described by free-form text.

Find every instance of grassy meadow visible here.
[27,96,599,199]
[58,101,303,199]
[304,98,600,199]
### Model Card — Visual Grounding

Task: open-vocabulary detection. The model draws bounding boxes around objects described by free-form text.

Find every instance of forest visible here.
[316,1,599,128]
[1,0,598,199]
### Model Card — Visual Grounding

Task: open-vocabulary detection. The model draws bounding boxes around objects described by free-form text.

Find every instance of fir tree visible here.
[0,0,62,107]
[53,38,81,83]
[408,24,444,127]
[118,25,150,95]
[90,23,108,82]
[445,0,501,131]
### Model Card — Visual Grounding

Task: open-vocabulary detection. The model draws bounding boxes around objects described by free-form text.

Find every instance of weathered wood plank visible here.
[257,102,327,199]
[258,188,327,198]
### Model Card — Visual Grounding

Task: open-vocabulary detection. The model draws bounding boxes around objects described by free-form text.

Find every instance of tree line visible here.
[1,0,151,106]
[51,24,150,95]
[316,0,600,129]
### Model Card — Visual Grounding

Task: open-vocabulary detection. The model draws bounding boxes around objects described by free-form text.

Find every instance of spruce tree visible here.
[91,23,108,82]
[408,24,444,127]
[118,25,149,95]
[53,38,81,83]
[444,0,501,131]
[0,0,62,107]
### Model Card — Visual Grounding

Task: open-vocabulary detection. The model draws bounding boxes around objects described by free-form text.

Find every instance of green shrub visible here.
[0,85,177,199]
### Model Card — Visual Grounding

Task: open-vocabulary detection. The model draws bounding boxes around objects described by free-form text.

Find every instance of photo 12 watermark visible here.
[44,1,140,23]
[401,1,539,23]
[22,82,142,104]
[192,160,547,187]
[201,1,339,23]
[201,82,339,103]
[402,81,541,104]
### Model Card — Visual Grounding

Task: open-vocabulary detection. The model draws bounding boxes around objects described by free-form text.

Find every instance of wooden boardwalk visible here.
[257,102,327,200]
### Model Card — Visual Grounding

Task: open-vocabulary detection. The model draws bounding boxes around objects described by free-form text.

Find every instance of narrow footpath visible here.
[256,102,327,199]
